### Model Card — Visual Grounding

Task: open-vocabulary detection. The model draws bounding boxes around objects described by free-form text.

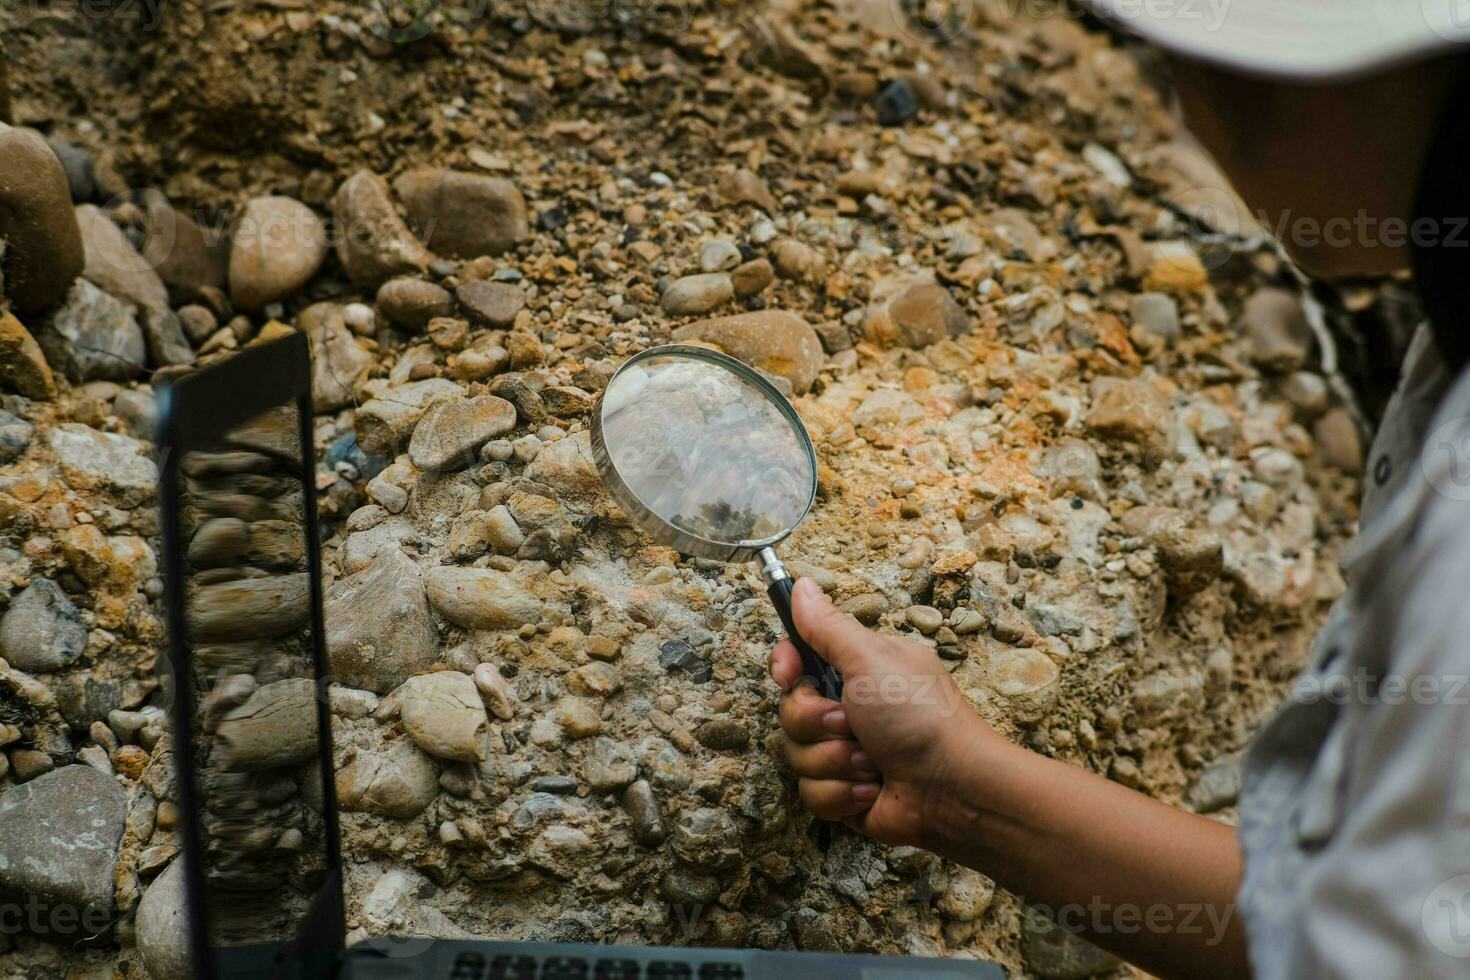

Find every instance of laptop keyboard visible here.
[449,953,745,980]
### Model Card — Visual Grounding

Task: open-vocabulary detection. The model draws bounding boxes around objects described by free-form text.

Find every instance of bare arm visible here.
[771,578,1249,979]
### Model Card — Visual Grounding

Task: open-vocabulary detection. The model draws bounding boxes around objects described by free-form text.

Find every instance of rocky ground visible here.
[0,1,1379,977]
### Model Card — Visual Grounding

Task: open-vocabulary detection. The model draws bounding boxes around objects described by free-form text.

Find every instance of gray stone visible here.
[456,280,526,328]
[325,549,438,694]
[37,278,146,381]
[74,203,169,312]
[1022,906,1121,979]
[393,167,529,259]
[671,807,741,870]
[377,277,454,331]
[0,409,32,460]
[583,737,636,791]
[136,859,190,980]
[661,273,734,316]
[301,303,375,413]
[139,304,195,368]
[1128,292,1180,340]
[0,766,126,921]
[44,423,156,507]
[408,395,517,471]
[335,740,439,819]
[1241,287,1311,373]
[1185,754,1242,814]
[622,779,667,845]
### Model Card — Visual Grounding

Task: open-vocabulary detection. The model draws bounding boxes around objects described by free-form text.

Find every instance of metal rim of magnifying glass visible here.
[590,344,818,564]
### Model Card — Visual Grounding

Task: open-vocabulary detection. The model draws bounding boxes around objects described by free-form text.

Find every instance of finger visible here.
[779,684,851,742]
[790,577,878,676]
[769,639,803,693]
[784,737,879,780]
[799,778,881,821]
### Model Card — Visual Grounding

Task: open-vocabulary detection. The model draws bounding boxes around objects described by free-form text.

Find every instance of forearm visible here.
[924,727,1249,979]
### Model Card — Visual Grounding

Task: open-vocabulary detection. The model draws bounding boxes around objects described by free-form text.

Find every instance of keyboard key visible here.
[450,952,487,980]
[543,956,590,979]
[595,959,642,979]
[647,963,693,979]
[698,966,745,980]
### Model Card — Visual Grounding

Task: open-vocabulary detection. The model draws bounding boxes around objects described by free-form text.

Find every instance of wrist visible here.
[915,712,1019,859]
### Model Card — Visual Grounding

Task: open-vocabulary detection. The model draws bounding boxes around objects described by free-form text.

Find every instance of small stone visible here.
[74,203,170,312]
[44,137,95,204]
[525,430,603,509]
[875,78,919,125]
[671,807,741,870]
[376,277,454,330]
[36,278,146,382]
[1185,754,1243,814]
[328,686,380,719]
[936,869,995,921]
[671,310,824,394]
[0,127,85,314]
[425,566,543,630]
[111,744,149,780]
[905,605,944,635]
[863,273,970,348]
[332,169,434,287]
[9,749,54,782]
[139,305,195,369]
[566,662,623,697]
[540,385,594,417]
[457,280,527,328]
[354,377,461,453]
[228,196,328,312]
[989,648,1059,721]
[1022,907,1121,979]
[771,239,822,281]
[214,678,319,770]
[300,302,375,413]
[0,312,57,399]
[1241,287,1312,373]
[325,548,439,694]
[699,238,742,272]
[694,718,748,751]
[1129,292,1180,341]
[336,741,440,819]
[428,316,469,350]
[622,779,667,845]
[409,394,518,470]
[661,273,734,316]
[730,258,775,296]
[399,671,490,762]
[45,422,156,506]
[584,737,635,791]
[473,662,517,720]
[554,697,603,738]
[1313,407,1363,474]
[718,168,779,214]
[1085,378,1175,463]
[392,167,529,259]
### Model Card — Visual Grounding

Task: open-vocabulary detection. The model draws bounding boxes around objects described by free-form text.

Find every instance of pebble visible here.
[425,566,543,629]
[393,167,529,258]
[1085,377,1175,463]
[1185,754,1243,813]
[227,196,328,312]
[554,697,603,738]
[730,257,774,296]
[1129,292,1180,341]
[622,779,667,845]
[988,648,1060,722]
[1241,287,1311,373]
[671,310,824,394]
[73,203,170,312]
[694,718,748,751]
[335,741,440,819]
[905,605,944,635]
[325,548,439,694]
[583,736,636,791]
[332,169,434,286]
[354,377,461,453]
[300,303,376,413]
[699,238,742,272]
[473,662,517,720]
[36,278,146,382]
[771,239,822,281]
[0,765,126,919]
[661,273,734,316]
[0,410,33,460]
[1313,407,1363,474]
[44,422,157,506]
[45,136,95,203]
[0,312,56,399]
[936,869,995,921]
[874,78,919,125]
[376,277,454,330]
[1,578,87,672]
[214,678,319,769]
[1022,909,1121,979]
[0,127,84,314]
[457,280,527,328]
[399,671,490,762]
[136,859,189,980]
[566,662,623,697]
[408,394,517,470]
[863,273,970,348]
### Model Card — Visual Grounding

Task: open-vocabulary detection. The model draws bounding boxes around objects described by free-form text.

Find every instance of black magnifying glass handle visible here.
[759,549,843,701]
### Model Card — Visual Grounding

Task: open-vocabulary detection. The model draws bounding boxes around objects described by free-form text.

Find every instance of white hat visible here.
[1084,0,1470,80]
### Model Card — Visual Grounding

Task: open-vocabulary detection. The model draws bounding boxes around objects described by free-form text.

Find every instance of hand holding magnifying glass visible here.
[591,344,843,700]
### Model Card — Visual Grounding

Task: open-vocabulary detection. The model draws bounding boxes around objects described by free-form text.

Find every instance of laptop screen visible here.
[158,337,343,980]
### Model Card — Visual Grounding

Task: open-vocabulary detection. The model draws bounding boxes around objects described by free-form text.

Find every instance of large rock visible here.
[354,378,462,453]
[229,196,329,312]
[0,311,57,399]
[0,578,87,673]
[424,566,543,630]
[398,671,489,762]
[525,430,603,511]
[335,740,439,819]
[188,573,310,644]
[408,395,517,470]
[325,548,438,694]
[862,273,970,348]
[74,203,170,312]
[36,278,147,382]
[672,310,824,394]
[393,167,529,259]
[0,127,84,314]
[44,423,156,506]
[214,678,319,771]
[140,192,228,303]
[332,170,433,287]
[1085,377,1175,464]
[0,766,126,922]
[300,303,375,413]
[136,859,190,980]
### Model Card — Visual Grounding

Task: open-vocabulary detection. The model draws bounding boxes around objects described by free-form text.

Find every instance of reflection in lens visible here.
[174,402,329,947]
[600,354,814,544]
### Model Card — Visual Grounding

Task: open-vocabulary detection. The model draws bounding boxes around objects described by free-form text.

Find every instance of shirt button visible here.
[1373,454,1392,486]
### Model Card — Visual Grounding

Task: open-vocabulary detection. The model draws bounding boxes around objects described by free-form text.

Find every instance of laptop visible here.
[155,333,1004,980]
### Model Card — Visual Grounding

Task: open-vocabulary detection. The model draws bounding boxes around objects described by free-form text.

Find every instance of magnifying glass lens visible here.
[600,355,813,545]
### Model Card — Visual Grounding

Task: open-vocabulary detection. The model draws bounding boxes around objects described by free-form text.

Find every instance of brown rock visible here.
[377,277,454,330]
[0,312,57,399]
[300,303,375,413]
[1085,378,1175,463]
[140,194,228,303]
[672,310,825,394]
[408,394,518,470]
[1241,287,1312,373]
[0,127,84,314]
[228,196,328,312]
[719,168,779,214]
[74,203,169,312]
[457,280,526,328]
[325,548,439,694]
[393,167,529,259]
[332,170,433,286]
[863,273,970,348]
[730,258,774,296]
[1313,406,1363,475]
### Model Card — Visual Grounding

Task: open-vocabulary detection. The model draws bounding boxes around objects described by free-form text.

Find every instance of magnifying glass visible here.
[591,344,843,700]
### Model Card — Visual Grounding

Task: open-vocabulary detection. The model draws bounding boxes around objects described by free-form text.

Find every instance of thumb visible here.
[790,577,874,675]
